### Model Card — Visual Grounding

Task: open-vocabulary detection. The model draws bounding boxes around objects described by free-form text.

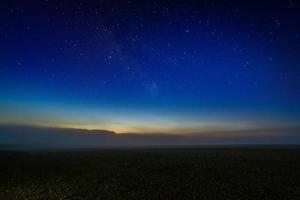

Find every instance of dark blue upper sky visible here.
[0,0,299,134]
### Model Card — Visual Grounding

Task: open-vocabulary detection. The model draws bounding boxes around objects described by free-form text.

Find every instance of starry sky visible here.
[0,0,300,139]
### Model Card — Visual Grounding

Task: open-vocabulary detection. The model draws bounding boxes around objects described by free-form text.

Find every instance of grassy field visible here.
[0,147,300,200]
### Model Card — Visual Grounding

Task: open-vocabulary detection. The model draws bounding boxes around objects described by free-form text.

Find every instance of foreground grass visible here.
[0,147,300,199]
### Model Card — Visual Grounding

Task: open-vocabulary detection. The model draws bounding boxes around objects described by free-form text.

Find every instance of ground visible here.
[0,147,300,200]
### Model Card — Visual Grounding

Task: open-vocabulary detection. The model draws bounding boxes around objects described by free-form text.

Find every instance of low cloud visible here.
[0,124,299,150]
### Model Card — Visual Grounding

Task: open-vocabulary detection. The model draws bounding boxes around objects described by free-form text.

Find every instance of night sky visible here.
[0,0,300,140]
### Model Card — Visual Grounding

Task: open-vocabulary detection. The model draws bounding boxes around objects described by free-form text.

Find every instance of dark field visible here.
[1,147,300,200]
